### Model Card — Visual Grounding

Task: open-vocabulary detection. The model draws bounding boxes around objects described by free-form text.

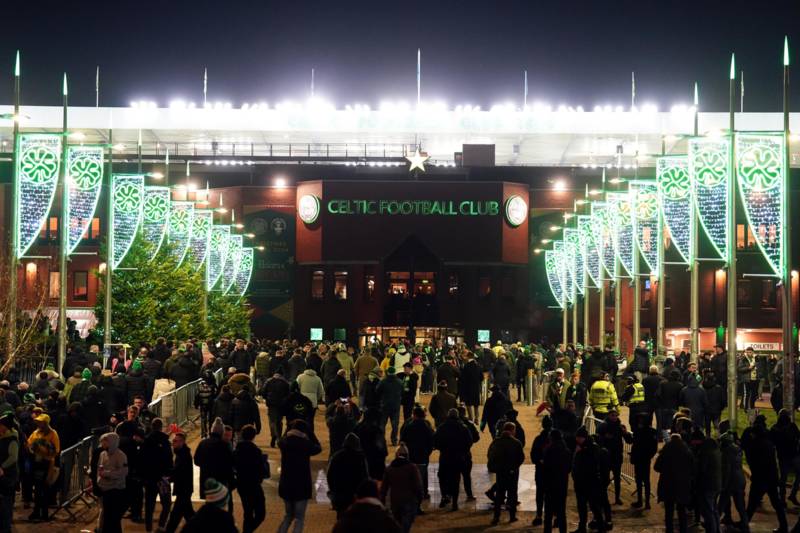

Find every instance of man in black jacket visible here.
[657,370,684,441]
[487,422,525,525]
[230,339,252,375]
[399,362,419,422]
[194,418,234,502]
[572,427,610,533]
[234,424,269,533]
[542,429,572,533]
[641,365,664,428]
[141,418,173,532]
[400,406,434,501]
[596,409,630,506]
[230,388,261,437]
[261,373,290,447]
[434,409,471,511]
[530,416,552,527]
[164,432,195,533]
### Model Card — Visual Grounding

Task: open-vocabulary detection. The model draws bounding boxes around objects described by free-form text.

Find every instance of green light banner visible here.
[579,215,601,288]
[630,180,659,275]
[66,145,104,255]
[608,191,634,278]
[565,228,584,295]
[554,241,573,304]
[188,209,212,270]
[657,155,692,263]
[232,247,254,299]
[689,137,730,260]
[545,249,565,309]
[221,234,243,294]
[16,133,62,258]
[736,132,786,277]
[142,186,170,260]
[207,225,230,291]
[592,202,615,278]
[111,174,144,269]
[168,201,194,266]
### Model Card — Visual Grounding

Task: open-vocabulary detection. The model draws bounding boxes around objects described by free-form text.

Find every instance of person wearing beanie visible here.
[399,405,435,501]
[528,415,554,525]
[433,408,472,511]
[125,358,149,405]
[381,441,423,532]
[234,424,269,533]
[181,478,237,533]
[278,419,322,533]
[487,422,525,525]
[327,432,369,518]
[67,368,93,404]
[194,417,234,508]
[333,479,402,533]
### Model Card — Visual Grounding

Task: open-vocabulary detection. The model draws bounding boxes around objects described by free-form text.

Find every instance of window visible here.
[41,216,59,241]
[73,271,89,301]
[88,217,101,240]
[364,274,376,302]
[737,224,758,250]
[334,328,347,341]
[387,272,410,296]
[413,272,435,296]
[334,271,348,300]
[642,279,652,309]
[448,274,459,299]
[737,278,752,308]
[311,270,324,301]
[761,279,777,308]
[49,271,60,299]
[478,276,492,299]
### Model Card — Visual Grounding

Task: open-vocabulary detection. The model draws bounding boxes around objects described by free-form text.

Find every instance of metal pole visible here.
[584,271,591,347]
[726,55,738,429]
[562,304,568,349]
[7,51,20,361]
[103,129,113,348]
[599,282,606,347]
[614,261,621,353]
[782,38,795,418]
[57,74,68,374]
[690,83,700,363]
[572,294,578,345]
[656,209,666,357]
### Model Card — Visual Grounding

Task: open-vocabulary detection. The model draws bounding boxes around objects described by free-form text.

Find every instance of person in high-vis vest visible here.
[621,375,646,427]
[589,372,619,420]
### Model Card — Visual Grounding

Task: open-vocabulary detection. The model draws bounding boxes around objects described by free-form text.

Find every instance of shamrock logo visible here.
[739,144,781,191]
[617,200,632,225]
[636,190,658,220]
[143,193,169,222]
[192,215,210,235]
[69,156,102,191]
[21,146,58,185]
[114,183,142,213]
[659,165,690,200]
[692,147,726,188]
[171,209,190,234]
[211,231,224,247]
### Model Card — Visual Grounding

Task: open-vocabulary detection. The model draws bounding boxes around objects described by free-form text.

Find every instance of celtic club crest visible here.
[171,209,189,234]
[240,252,253,271]
[617,200,632,225]
[211,232,223,247]
[659,166,690,200]
[114,183,142,213]
[143,194,169,222]
[193,216,210,234]
[21,146,59,184]
[70,156,102,191]
[739,144,781,191]
[693,148,726,188]
[636,190,657,220]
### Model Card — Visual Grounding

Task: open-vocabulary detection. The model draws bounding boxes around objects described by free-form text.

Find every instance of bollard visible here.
[432,368,438,394]
[480,372,489,405]
[526,369,534,406]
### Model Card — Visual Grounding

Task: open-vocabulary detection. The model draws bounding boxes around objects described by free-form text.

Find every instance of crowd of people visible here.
[0,335,796,533]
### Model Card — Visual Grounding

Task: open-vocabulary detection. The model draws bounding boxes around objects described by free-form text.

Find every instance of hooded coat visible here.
[297,369,325,408]
[278,428,322,501]
[97,433,128,491]
[327,438,369,510]
[459,359,482,406]
[678,378,707,427]
[654,436,694,504]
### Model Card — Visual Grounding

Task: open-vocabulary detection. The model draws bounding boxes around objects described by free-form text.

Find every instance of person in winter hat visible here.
[181,478,237,533]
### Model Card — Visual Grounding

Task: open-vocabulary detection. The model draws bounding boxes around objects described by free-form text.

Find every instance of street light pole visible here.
[782,37,795,419]
[726,54,739,429]
[56,74,68,373]
[690,83,701,363]
[7,51,20,362]
[103,128,113,348]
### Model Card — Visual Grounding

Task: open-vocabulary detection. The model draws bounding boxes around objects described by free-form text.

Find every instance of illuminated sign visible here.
[504,195,528,227]
[477,329,490,343]
[298,194,320,224]
[310,328,323,341]
[324,199,500,216]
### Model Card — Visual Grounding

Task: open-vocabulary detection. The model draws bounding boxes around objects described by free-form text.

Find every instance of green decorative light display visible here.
[111,174,144,269]
[554,241,573,304]
[579,215,601,288]
[630,180,659,275]
[168,201,195,266]
[736,132,786,277]
[207,225,231,291]
[232,247,254,299]
[689,137,730,260]
[66,145,104,255]
[188,209,213,270]
[220,234,243,294]
[545,250,565,309]
[608,191,634,278]
[657,156,693,263]
[16,134,62,258]
[142,187,171,259]
[565,228,584,295]
[591,202,615,278]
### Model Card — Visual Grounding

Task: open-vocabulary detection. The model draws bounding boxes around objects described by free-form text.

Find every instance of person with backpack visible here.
[194,371,217,438]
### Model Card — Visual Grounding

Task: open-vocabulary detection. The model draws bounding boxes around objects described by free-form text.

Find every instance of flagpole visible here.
[583,186,591,347]
[726,54,738,429]
[95,66,99,108]
[656,141,666,358]
[631,72,641,349]
[524,70,528,109]
[782,37,795,419]
[137,129,142,173]
[103,123,114,349]
[203,68,208,107]
[57,74,69,374]
[690,82,700,363]
[599,170,607,348]
[416,49,421,107]
[7,51,21,361]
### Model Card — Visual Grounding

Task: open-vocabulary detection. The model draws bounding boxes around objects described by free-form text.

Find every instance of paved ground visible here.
[11,389,797,532]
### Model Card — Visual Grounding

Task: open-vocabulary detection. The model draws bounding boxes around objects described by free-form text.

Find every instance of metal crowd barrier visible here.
[584,408,635,485]
[148,369,223,429]
[53,435,98,520]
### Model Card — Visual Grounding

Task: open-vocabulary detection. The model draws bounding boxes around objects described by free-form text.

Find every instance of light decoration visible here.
[66,145,104,254]
[565,228,584,295]
[16,133,62,258]
[168,201,194,266]
[735,132,786,276]
[689,136,730,260]
[111,174,144,269]
[207,225,231,290]
[232,247,254,298]
[607,191,634,277]
[545,250,565,308]
[630,180,659,275]
[142,186,171,259]
[187,209,213,270]
[221,234,243,294]
[591,202,615,278]
[554,241,573,304]
[578,214,601,288]
[657,155,692,263]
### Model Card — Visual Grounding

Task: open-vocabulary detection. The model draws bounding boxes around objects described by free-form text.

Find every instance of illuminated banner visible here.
[630,180,659,275]
[221,234,243,294]
[608,191,634,278]
[554,241,573,304]
[111,174,144,269]
[689,137,730,260]
[232,247,254,298]
[657,156,692,263]
[591,202,615,278]
[188,209,213,270]
[16,133,62,258]
[142,186,170,260]
[207,225,230,290]
[168,201,194,266]
[66,145,104,255]
[579,215,601,288]
[565,228,584,295]
[736,132,786,277]
[545,250,564,308]
[326,199,500,217]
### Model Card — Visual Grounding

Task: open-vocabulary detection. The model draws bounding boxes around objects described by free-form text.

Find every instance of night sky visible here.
[2,0,799,111]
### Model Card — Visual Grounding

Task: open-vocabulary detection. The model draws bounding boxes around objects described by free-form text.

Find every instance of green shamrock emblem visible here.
[114,183,142,213]
[636,190,657,220]
[69,156,102,191]
[739,144,781,191]
[693,147,726,188]
[171,209,189,234]
[659,166,690,200]
[21,146,58,184]
[143,193,169,222]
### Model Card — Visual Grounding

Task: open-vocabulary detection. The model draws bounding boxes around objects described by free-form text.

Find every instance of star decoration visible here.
[406,149,429,172]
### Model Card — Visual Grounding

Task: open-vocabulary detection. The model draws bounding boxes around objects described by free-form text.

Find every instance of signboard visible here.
[325,199,501,217]
[310,328,323,341]
[477,329,490,343]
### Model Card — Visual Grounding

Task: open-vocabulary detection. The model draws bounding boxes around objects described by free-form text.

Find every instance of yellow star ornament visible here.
[406,149,429,172]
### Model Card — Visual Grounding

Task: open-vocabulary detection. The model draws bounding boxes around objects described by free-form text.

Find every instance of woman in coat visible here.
[278,419,322,533]
[458,354,482,424]
[654,434,694,533]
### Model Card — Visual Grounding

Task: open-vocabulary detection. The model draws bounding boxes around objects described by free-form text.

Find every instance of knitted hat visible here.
[387,367,395,374]
[81,368,92,380]
[204,478,229,506]
[210,417,224,436]
[132,360,143,372]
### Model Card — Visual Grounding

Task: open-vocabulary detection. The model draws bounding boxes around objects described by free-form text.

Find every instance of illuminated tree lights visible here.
[168,201,195,266]
[16,134,62,258]
[565,228,585,295]
[545,250,565,308]
[579,215,601,288]
[220,234,243,294]
[608,191,634,278]
[658,156,693,263]
[207,225,231,291]
[232,247,254,298]
[689,137,730,260]
[188,209,213,270]
[554,241,573,304]
[736,133,785,276]
[142,186,171,259]
[111,174,144,269]
[67,146,104,255]
[630,180,659,275]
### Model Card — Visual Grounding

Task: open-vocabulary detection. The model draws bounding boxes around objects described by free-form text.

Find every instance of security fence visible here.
[53,435,98,520]
[148,369,223,430]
